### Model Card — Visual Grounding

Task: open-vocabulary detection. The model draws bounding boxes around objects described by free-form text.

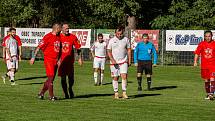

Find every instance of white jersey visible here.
[90,41,107,57]
[5,36,18,59]
[107,36,130,64]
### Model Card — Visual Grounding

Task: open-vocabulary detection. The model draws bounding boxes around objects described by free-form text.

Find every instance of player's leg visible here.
[61,75,69,99]
[68,64,74,98]
[110,65,120,99]
[201,69,211,99]
[145,61,153,90]
[68,73,74,99]
[100,58,105,85]
[137,61,143,92]
[9,68,16,85]
[6,58,16,85]
[120,63,129,99]
[93,58,100,85]
[39,62,57,100]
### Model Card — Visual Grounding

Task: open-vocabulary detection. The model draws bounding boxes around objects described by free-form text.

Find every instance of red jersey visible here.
[194,40,215,69]
[2,35,22,47]
[60,33,81,62]
[38,32,61,60]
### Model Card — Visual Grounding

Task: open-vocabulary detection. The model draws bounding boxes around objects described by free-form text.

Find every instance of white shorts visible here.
[110,63,128,77]
[6,56,18,70]
[93,57,106,70]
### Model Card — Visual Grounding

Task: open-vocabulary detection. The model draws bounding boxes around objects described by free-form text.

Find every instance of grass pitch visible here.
[0,60,214,121]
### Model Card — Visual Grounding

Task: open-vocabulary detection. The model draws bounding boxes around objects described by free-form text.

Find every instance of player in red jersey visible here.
[1,28,22,84]
[194,30,215,100]
[58,23,83,99]
[30,23,62,101]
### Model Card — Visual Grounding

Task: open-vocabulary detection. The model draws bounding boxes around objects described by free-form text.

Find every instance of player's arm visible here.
[193,43,202,67]
[152,44,158,66]
[30,46,40,65]
[90,43,95,58]
[18,46,22,61]
[194,54,199,66]
[127,38,131,66]
[127,48,131,66]
[134,44,138,66]
[107,49,117,64]
[2,47,6,62]
[16,36,22,61]
[77,49,83,66]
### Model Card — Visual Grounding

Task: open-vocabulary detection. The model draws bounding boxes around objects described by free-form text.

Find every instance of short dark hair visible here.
[115,25,124,33]
[9,27,16,32]
[52,22,62,28]
[204,30,212,36]
[98,33,103,37]
[142,33,149,38]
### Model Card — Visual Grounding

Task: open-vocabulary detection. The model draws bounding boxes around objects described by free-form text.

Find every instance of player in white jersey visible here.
[90,33,107,86]
[107,26,131,99]
[5,35,19,85]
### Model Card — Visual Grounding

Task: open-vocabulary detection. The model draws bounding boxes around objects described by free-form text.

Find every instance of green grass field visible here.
[0,60,215,121]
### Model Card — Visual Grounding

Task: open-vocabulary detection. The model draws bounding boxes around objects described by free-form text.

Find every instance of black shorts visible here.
[137,60,152,75]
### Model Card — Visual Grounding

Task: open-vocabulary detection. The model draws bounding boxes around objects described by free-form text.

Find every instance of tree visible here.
[151,0,215,30]
[0,0,37,27]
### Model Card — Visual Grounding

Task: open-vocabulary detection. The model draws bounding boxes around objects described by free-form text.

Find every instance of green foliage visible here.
[0,0,37,27]
[151,0,215,30]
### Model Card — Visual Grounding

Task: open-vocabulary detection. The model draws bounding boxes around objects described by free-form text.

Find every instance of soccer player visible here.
[90,33,107,86]
[1,28,22,84]
[58,23,82,99]
[194,30,215,100]
[30,23,62,101]
[4,30,20,85]
[133,33,157,92]
[107,26,131,99]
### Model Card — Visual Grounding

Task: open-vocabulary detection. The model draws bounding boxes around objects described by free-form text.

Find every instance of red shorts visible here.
[58,56,74,76]
[201,68,215,79]
[44,59,58,77]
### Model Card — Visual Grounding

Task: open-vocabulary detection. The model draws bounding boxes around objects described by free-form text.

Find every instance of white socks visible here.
[94,72,98,84]
[9,71,15,81]
[100,73,104,84]
[112,80,118,92]
[122,79,127,91]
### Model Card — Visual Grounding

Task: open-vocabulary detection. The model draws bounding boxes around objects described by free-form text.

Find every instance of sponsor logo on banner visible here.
[4,28,91,48]
[70,29,91,48]
[4,28,51,47]
[166,30,204,51]
[131,30,159,50]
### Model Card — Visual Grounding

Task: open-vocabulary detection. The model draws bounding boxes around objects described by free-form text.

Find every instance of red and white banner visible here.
[131,30,159,50]
[69,29,91,48]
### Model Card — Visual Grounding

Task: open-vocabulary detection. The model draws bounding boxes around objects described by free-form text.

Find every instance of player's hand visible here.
[30,58,35,65]
[78,58,83,66]
[153,64,157,67]
[57,60,61,67]
[128,61,131,67]
[193,62,197,67]
[114,64,119,69]
[134,63,138,67]
[9,57,13,62]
